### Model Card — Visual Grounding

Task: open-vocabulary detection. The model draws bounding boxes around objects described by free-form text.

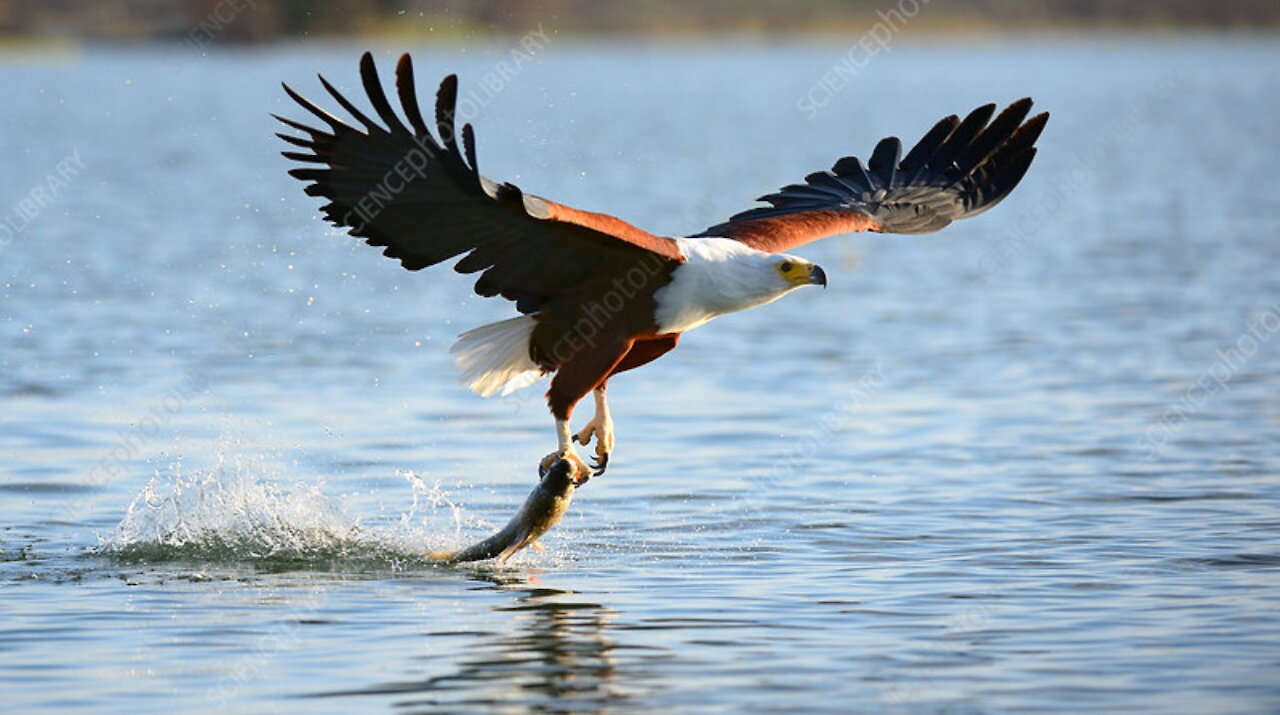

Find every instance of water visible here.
[3,37,1279,712]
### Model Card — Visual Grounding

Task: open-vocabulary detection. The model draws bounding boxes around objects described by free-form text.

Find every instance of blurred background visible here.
[3,0,1279,42]
[2,2,1278,713]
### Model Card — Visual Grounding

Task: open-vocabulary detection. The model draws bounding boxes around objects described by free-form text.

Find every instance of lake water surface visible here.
[2,37,1278,712]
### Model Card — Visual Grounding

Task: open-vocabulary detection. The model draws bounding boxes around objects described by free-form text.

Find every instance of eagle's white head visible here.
[653,237,827,334]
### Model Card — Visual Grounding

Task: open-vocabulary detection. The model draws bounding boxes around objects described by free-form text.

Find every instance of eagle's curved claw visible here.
[591,452,609,476]
[574,412,615,476]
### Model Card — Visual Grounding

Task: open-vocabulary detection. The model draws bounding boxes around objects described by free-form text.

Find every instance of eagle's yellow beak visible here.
[808,264,828,288]
[779,260,827,288]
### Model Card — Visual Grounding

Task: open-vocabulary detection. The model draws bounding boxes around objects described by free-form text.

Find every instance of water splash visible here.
[97,453,482,570]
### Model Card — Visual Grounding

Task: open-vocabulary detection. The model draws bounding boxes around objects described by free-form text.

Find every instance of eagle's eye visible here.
[779,261,794,273]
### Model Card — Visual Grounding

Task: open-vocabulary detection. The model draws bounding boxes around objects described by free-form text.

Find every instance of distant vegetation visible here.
[3,0,1278,45]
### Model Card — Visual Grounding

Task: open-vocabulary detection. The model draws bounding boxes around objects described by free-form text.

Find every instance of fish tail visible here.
[495,529,531,565]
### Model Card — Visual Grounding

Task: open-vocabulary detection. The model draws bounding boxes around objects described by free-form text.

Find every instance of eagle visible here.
[277,52,1047,479]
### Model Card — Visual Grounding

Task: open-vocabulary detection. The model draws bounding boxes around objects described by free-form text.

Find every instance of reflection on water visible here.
[318,574,628,711]
[2,37,1279,713]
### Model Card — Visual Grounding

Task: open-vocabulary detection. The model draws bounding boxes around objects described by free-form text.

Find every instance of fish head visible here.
[542,457,590,491]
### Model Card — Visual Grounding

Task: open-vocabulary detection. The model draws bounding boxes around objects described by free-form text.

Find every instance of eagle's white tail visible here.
[450,316,544,397]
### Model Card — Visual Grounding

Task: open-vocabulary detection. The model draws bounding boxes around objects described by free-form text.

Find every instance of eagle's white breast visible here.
[653,237,789,334]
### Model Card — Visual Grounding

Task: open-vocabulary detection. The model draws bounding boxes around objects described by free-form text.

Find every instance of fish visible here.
[427,458,588,565]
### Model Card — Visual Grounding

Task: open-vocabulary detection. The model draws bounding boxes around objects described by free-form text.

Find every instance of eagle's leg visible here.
[574,386,614,474]
[541,419,593,479]
[539,339,633,480]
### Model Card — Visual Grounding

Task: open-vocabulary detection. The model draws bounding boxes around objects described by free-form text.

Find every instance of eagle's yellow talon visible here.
[540,448,590,480]
[538,452,557,476]
[592,452,610,476]
[574,390,615,471]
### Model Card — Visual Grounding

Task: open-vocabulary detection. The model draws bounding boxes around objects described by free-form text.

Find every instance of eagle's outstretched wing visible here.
[277,52,682,311]
[696,100,1048,252]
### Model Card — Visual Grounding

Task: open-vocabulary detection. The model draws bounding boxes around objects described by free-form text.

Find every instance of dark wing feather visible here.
[696,99,1048,253]
[277,52,682,311]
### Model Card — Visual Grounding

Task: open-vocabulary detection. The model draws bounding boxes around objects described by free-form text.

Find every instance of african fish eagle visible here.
[277,52,1047,479]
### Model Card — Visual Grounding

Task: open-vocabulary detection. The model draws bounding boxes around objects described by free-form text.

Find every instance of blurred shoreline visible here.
[2,0,1278,49]
[2,27,1276,67]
